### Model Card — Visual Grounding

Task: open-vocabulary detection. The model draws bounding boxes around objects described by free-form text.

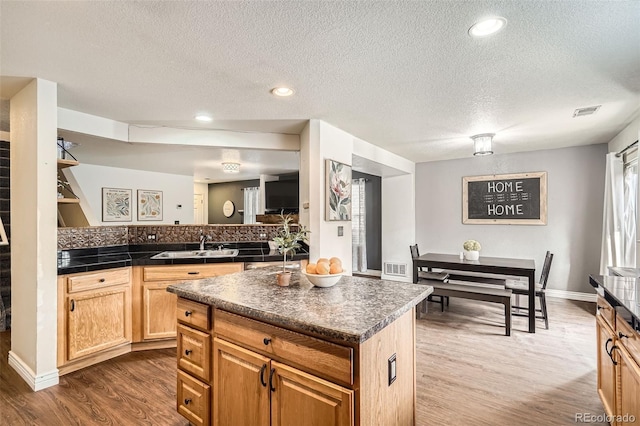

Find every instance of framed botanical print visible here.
[325,159,352,221]
[102,187,132,222]
[137,189,163,221]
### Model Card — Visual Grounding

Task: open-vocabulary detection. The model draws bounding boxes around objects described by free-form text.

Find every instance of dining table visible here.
[413,252,537,333]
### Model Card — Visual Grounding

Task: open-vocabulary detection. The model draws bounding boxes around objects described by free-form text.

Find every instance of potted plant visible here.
[463,239,481,260]
[272,213,310,286]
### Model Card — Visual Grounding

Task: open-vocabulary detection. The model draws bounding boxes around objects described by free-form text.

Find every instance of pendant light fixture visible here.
[471,133,495,156]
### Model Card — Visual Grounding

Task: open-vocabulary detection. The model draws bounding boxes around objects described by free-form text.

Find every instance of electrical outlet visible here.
[337,226,344,237]
[147,233,156,241]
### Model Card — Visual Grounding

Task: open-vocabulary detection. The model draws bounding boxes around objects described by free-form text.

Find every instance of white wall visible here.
[607,115,640,153]
[10,78,59,390]
[381,174,415,282]
[415,144,607,294]
[67,164,195,225]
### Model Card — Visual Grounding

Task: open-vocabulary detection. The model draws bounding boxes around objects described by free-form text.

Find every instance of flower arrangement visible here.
[463,240,481,251]
[272,213,310,273]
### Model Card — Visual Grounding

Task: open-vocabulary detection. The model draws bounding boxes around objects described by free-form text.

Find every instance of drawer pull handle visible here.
[185,310,192,317]
[605,338,613,355]
[99,278,106,283]
[187,271,200,275]
[260,364,267,387]
[184,398,192,405]
[597,305,603,311]
[269,368,276,392]
[618,332,629,339]
[185,349,192,356]
[263,338,271,346]
[70,299,75,312]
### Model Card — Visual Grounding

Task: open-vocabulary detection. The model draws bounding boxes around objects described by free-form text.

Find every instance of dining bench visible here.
[419,279,513,336]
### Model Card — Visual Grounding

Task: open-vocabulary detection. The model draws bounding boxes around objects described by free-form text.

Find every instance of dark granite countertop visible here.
[58,242,309,275]
[167,266,432,344]
[589,274,640,331]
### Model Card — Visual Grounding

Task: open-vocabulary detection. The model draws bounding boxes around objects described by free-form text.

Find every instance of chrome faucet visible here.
[199,230,211,250]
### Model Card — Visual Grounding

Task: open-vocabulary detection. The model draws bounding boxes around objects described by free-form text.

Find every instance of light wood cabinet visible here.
[595,296,640,425]
[212,337,353,426]
[57,267,132,374]
[132,263,243,344]
[174,297,416,426]
[176,298,213,426]
[596,315,617,419]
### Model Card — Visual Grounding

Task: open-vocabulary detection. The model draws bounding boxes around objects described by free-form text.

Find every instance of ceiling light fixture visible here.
[573,105,601,118]
[471,133,495,156]
[194,114,213,122]
[468,17,507,37]
[271,87,294,97]
[222,162,240,173]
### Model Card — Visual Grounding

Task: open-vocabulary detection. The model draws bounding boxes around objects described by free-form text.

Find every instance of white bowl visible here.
[301,270,343,288]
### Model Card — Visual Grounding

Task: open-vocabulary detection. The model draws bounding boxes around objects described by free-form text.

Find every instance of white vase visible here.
[464,250,480,261]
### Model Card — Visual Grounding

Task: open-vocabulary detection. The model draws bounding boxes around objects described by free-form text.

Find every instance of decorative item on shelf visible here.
[57,137,79,160]
[463,239,481,260]
[272,213,309,286]
[57,177,78,199]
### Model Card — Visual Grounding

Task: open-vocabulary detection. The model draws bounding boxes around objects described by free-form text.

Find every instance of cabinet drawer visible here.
[177,370,210,426]
[214,310,353,386]
[177,324,211,382]
[596,295,615,330]
[143,263,243,282]
[67,267,130,293]
[177,298,211,331]
[616,314,640,366]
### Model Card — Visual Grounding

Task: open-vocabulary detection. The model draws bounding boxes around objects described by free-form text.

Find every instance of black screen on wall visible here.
[265,180,299,211]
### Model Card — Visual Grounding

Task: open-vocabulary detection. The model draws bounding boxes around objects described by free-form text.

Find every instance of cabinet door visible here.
[143,282,177,340]
[271,361,354,426]
[596,316,617,420]
[617,344,640,425]
[213,338,270,426]
[67,285,131,360]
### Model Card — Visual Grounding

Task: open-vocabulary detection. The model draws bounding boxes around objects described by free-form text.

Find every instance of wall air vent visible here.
[573,105,601,118]
[384,262,407,277]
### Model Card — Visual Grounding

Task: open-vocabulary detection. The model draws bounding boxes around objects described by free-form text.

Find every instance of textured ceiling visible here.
[1,1,639,165]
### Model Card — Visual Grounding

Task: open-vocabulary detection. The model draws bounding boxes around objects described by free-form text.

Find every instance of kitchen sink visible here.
[150,249,239,259]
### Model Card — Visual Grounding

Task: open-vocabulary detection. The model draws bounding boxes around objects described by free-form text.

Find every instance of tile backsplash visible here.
[58,224,292,250]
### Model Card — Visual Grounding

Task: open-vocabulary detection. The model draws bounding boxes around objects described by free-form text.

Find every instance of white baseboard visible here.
[545,289,596,302]
[8,351,59,391]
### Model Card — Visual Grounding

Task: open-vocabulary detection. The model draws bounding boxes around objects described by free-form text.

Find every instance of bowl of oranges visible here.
[302,257,344,288]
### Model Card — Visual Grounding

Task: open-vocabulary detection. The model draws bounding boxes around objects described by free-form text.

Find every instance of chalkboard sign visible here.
[462,172,547,225]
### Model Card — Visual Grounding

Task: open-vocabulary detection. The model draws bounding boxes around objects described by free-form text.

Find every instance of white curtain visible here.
[243,187,259,224]
[600,153,625,274]
[623,161,637,267]
[352,178,367,272]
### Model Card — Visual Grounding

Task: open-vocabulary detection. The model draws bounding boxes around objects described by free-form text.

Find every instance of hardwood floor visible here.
[0,334,185,425]
[0,298,604,425]
[416,297,606,426]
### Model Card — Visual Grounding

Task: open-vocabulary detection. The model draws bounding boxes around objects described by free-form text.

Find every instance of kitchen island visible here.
[167,266,432,426]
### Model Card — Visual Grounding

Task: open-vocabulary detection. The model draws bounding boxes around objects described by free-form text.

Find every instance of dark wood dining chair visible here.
[410,244,449,312]
[507,251,553,329]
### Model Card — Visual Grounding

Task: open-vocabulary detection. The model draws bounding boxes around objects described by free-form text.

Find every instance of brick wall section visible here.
[0,140,10,331]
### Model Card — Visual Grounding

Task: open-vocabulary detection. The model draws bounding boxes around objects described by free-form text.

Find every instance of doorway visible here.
[352,171,382,275]
[194,193,205,224]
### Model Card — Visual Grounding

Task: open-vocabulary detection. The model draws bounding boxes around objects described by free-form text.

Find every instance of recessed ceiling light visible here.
[271,87,294,97]
[194,114,213,122]
[468,17,507,38]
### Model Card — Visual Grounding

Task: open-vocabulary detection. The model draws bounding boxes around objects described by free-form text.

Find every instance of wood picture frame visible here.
[137,189,163,221]
[325,159,352,221]
[462,171,547,225]
[101,187,132,222]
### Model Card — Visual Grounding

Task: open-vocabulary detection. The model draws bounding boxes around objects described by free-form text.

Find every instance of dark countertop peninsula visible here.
[589,274,640,330]
[57,242,309,275]
[167,266,432,344]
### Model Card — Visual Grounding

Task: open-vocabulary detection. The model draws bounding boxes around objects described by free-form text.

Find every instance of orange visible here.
[329,263,342,274]
[329,257,342,266]
[306,263,317,274]
[317,257,329,265]
[316,262,330,275]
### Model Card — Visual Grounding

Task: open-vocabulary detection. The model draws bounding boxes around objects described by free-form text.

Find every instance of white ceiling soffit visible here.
[57,129,300,184]
[2,2,639,162]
